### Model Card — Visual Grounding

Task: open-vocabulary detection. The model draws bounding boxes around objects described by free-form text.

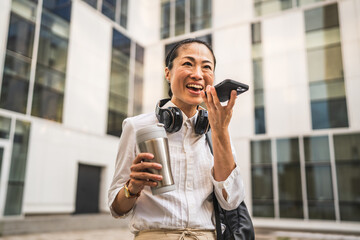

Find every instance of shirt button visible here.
[187,182,192,188]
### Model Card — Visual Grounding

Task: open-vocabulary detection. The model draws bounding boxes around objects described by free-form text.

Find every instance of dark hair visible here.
[165,38,216,97]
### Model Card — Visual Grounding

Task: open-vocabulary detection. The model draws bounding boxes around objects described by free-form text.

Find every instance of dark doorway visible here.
[75,163,101,214]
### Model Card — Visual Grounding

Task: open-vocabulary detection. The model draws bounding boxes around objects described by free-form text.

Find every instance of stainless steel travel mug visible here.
[136,124,175,195]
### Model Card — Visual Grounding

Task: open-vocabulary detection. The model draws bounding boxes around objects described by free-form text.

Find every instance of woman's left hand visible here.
[200,85,237,134]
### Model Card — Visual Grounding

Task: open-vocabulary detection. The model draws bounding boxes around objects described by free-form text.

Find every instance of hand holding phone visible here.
[214,79,249,102]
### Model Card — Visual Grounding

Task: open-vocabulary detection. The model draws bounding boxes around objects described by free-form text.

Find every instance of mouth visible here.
[186,83,204,93]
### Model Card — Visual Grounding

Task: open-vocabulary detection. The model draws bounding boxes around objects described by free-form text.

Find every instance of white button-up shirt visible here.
[108,101,245,233]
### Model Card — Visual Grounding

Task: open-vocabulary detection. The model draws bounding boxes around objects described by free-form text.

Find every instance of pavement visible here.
[0,228,134,240]
[2,228,360,240]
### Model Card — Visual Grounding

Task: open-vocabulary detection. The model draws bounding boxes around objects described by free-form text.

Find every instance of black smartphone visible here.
[214,79,249,102]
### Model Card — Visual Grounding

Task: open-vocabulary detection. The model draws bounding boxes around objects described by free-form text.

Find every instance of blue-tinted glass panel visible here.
[311,98,348,129]
[161,0,170,39]
[304,4,339,32]
[0,53,31,113]
[102,0,116,21]
[7,13,35,58]
[277,138,303,219]
[43,0,72,22]
[175,0,185,36]
[4,120,31,216]
[112,29,131,57]
[83,0,97,8]
[0,116,11,139]
[190,0,212,32]
[334,133,360,221]
[255,107,266,134]
[37,25,69,72]
[31,65,65,122]
[120,0,128,28]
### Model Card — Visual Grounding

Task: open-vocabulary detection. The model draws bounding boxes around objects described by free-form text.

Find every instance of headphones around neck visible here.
[155,99,209,135]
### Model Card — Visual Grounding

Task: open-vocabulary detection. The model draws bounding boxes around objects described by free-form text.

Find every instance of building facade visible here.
[0,0,359,234]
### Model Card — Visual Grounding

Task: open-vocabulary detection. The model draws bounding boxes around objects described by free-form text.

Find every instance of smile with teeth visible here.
[186,84,204,91]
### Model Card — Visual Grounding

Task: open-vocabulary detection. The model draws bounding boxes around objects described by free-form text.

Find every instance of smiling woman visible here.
[108,38,245,240]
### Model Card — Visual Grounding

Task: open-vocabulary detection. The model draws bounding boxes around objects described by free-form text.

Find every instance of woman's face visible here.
[165,43,215,112]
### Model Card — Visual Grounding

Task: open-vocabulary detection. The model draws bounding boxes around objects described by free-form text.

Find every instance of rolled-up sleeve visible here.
[210,139,245,211]
[211,165,245,211]
[108,119,136,218]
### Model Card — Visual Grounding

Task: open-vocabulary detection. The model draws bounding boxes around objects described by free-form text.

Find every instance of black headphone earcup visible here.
[159,109,172,130]
[195,110,209,135]
[168,107,183,133]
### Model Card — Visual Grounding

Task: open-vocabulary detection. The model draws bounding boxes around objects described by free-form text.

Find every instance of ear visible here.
[165,67,170,82]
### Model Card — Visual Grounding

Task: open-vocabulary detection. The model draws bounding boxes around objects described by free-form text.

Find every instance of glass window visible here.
[254,0,292,17]
[120,0,128,28]
[11,0,37,23]
[252,23,265,135]
[305,4,348,130]
[304,4,339,32]
[334,133,360,221]
[0,53,31,114]
[190,0,212,32]
[37,22,69,73]
[161,0,171,39]
[311,97,348,129]
[31,65,65,122]
[297,0,324,7]
[175,0,185,36]
[83,0,98,9]
[276,138,303,218]
[43,0,72,22]
[107,30,131,137]
[0,148,3,184]
[4,120,31,216]
[307,45,344,83]
[251,140,274,217]
[133,44,144,115]
[102,0,116,21]
[304,136,335,220]
[6,13,35,58]
[252,22,261,44]
[31,9,69,123]
[0,116,12,139]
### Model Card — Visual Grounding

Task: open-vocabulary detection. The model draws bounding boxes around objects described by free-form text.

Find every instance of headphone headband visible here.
[155,99,209,135]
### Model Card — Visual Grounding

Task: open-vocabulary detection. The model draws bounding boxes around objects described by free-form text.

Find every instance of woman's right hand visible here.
[127,153,163,194]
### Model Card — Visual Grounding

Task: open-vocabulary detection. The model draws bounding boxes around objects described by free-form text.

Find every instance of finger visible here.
[130,171,163,182]
[131,161,162,172]
[201,90,208,105]
[210,86,222,109]
[226,90,237,110]
[205,85,214,109]
[130,178,157,189]
[133,153,154,164]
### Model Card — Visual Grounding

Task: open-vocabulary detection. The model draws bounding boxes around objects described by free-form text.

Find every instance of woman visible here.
[108,38,245,239]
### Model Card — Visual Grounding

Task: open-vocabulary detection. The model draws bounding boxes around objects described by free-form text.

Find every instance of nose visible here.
[190,66,203,80]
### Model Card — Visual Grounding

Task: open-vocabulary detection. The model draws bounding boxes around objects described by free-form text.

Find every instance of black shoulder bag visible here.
[205,130,255,240]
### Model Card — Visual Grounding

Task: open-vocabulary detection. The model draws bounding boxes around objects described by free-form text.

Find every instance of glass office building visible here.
[0,0,359,235]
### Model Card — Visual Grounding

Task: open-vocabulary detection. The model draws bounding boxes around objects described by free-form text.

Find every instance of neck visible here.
[170,99,197,118]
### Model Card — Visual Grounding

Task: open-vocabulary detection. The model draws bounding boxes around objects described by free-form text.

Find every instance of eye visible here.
[204,65,212,70]
[183,61,192,66]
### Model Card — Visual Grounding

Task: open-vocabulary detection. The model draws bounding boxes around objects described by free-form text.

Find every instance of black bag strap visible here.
[205,131,223,240]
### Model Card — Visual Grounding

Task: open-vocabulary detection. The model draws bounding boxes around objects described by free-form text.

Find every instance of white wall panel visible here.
[339,0,360,129]
[213,0,253,28]
[63,1,112,135]
[142,43,165,113]
[128,0,160,45]
[214,25,253,138]
[263,12,311,136]
[23,120,118,214]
